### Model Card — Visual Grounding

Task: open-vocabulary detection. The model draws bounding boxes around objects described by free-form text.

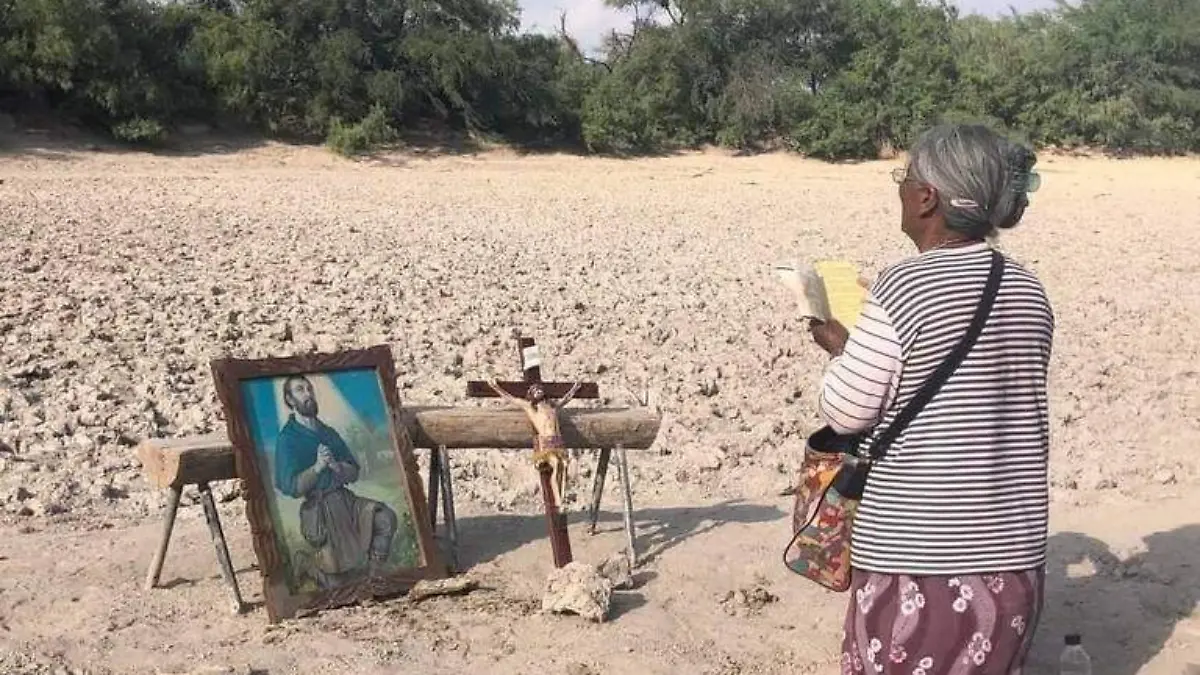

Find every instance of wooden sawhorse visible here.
[137,435,246,613]
[424,443,638,570]
[135,405,662,611]
[135,437,465,612]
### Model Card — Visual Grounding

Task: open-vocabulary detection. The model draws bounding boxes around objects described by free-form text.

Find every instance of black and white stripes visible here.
[817,242,1055,575]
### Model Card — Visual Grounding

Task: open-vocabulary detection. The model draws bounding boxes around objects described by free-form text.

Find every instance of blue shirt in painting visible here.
[273,415,359,499]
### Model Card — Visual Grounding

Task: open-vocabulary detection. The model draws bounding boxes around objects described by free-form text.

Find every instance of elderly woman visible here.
[808,124,1053,673]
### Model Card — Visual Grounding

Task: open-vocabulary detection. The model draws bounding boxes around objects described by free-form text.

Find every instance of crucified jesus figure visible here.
[485,379,583,511]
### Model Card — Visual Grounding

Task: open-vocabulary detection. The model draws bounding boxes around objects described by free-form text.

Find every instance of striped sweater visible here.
[817,242,1054,575]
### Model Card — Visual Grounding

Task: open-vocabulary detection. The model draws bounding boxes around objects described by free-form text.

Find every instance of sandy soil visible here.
[1,136,1198,674]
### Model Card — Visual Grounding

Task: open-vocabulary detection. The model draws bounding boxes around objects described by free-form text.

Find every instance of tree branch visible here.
[557,9,613,72]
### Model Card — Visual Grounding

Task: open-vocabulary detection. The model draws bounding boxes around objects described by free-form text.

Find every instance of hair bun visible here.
[993,192,1030,230]
[1005,144,1038,195]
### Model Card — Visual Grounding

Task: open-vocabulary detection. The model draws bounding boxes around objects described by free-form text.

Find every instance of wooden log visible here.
[137,434,238,490]
[404,406,661,451]
[137,406,661,489]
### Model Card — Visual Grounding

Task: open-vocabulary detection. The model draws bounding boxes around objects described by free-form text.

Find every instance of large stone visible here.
[597,551,634,590]
[541,561,613,623]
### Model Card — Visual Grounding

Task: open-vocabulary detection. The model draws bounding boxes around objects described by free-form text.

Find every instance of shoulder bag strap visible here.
[862,249,1005,460]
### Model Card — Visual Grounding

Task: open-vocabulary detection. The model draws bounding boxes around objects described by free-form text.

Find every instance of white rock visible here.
[542,561,613,623]
[598,551,634,590]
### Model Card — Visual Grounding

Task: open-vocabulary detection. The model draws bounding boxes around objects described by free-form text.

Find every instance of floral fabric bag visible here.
[783,250,1005,592]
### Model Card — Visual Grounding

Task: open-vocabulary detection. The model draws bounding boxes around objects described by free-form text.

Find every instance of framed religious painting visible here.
[210,345,445,622]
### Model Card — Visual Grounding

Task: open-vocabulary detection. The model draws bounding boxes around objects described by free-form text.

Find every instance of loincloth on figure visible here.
[532,433,567,468]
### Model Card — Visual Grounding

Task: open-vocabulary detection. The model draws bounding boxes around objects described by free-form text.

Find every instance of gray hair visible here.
[906,124,1039,239]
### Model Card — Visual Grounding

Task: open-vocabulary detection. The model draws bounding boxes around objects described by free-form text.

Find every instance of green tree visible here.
[1,0,1196,158]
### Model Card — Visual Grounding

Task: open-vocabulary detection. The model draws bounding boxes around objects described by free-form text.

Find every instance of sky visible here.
[518,0,1062,55]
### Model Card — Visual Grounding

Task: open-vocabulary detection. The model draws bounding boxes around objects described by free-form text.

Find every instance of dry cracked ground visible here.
[1,135,1198,674]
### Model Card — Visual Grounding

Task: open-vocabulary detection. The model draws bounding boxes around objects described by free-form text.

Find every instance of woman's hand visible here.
[809,318,849,357]
[806,275,869,355]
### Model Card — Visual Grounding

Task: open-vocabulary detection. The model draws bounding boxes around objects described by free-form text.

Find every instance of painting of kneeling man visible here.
[242,369,422,595]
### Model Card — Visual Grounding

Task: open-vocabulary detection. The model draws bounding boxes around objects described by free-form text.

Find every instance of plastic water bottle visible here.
[1060,634,1092,675]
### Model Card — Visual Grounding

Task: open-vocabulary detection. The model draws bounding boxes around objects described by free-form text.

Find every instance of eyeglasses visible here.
[890,167,909,184]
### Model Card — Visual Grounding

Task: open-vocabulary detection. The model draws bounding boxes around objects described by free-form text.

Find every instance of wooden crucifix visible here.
[466,336,599,568]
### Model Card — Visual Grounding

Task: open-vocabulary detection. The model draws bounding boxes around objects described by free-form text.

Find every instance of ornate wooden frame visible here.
[210,345,444,622]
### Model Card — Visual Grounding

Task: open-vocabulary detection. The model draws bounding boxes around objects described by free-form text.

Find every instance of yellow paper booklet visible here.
[773,259,866,328]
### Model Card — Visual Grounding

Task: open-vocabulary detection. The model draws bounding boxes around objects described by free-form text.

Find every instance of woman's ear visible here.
[916,183,939,219]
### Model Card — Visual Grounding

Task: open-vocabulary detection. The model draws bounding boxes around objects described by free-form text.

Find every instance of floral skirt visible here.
[841,566,1044,675]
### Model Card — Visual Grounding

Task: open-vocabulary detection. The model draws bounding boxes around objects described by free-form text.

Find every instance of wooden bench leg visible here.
[145,485,182,590]
[587,447,612,535]
[437,445,459,572]
[427,446,442,529]
[615,444,637,568]
[198,482,245,614]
